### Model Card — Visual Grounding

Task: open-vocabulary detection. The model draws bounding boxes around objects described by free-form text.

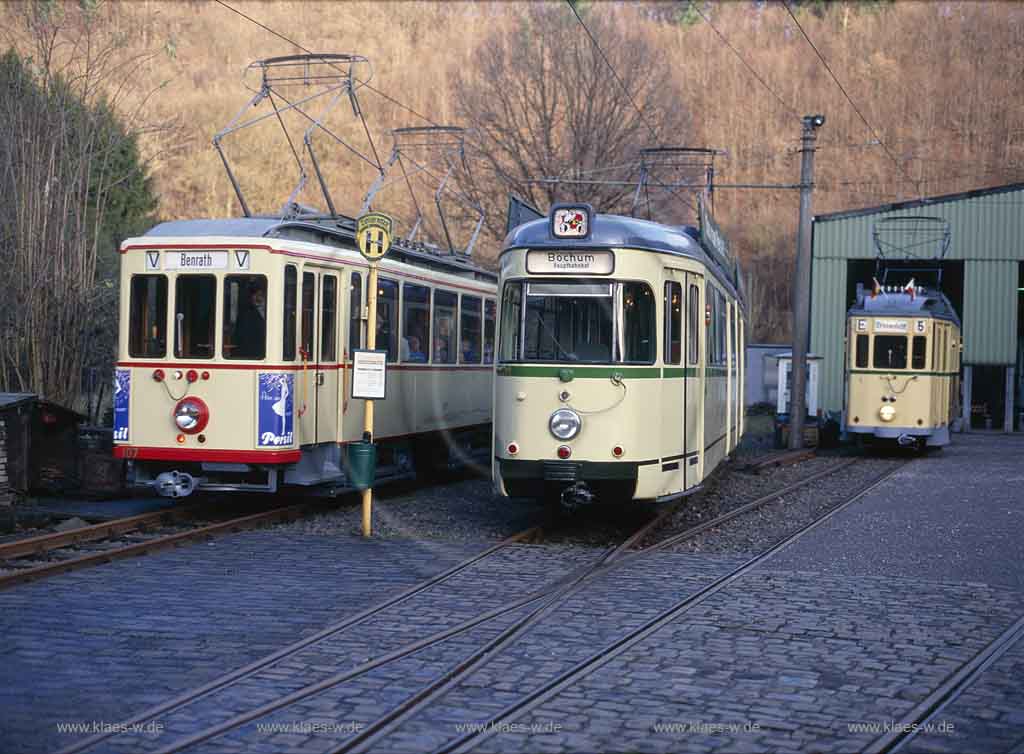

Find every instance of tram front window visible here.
[501,279,655,365]
[873,335,908,370]
[523,282,614,362]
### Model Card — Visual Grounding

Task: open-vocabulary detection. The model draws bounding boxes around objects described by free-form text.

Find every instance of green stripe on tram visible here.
[497,365,662,379]
[848,369,959,377]
[496,365,733,379]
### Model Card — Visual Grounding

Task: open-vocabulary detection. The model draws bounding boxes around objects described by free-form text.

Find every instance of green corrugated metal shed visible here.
[810,182,1024,414]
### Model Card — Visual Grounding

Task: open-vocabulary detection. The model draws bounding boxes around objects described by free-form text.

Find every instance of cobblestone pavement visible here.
[0,531,597,754]
[903,631,1024,754]
[3,435,1022,754]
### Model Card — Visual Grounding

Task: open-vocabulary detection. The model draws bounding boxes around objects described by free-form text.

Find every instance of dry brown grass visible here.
[3,0,1022,341]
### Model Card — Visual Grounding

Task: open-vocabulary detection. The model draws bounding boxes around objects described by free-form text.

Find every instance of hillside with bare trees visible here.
[3,0,1023,344]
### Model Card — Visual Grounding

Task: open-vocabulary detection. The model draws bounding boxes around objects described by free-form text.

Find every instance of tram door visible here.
[316,271,340,444]
[685,274,704,488]
[662,272,687,497]
[297,268,341,445]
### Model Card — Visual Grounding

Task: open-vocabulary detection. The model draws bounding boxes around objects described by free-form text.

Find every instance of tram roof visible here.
[503,214,741,298]
[144,218,281,237]
[140,217,496,283]
[849,290,961,325]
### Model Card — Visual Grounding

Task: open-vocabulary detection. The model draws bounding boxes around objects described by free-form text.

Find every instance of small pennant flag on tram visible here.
[903,278,916,300]
[871,277,881,299]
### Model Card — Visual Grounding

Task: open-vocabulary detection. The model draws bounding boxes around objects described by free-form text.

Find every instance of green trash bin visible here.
[347,441,377,491]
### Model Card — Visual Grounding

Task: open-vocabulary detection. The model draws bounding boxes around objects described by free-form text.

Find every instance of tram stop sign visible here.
[357,212,394,261]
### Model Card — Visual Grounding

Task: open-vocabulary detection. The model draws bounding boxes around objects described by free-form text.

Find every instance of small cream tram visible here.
[493,202,747,506]
[845,283,962,448]
[114,217,496,497]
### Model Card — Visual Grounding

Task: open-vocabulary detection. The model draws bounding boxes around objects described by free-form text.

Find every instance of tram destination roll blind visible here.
[525,250,614,275]
[164,251,229,270]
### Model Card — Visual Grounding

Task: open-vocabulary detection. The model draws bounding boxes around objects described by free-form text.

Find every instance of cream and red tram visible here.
[114,217,496,498]
[493,203,747,506]
[845,283,962,448]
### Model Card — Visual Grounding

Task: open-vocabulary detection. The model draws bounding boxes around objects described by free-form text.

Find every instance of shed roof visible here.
[815,181,1024,223]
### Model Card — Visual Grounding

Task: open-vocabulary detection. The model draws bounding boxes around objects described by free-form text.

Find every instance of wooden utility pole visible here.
[789,114,825,449]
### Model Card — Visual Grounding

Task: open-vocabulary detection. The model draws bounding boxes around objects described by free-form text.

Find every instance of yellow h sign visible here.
[357,212,393,260]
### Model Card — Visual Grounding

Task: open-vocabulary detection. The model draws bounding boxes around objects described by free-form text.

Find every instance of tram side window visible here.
[717,291,727,365]
[349,272,362,354]
[401,283,430,363]
[873,335,907,369]
[664,282,682,365]
[484,299,496,364]
[622,283,655,363]
[301,272,315,361]
[705,283,715,365]
[376,278,399,362]
[175,275,216,359]
[321,275,337,362]
[855,334,869,368]
[498,283,522,362]
[460,295,483,364]
[911,335,927,370]
[688,284,699,365]
[283,265,297,361]
[433,290,458,364]
[223,275,267,360]
[128,275,167,358]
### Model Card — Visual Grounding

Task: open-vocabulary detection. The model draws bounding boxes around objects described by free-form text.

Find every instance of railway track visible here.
[863,612,1024,754]
[58,454,880,754]
[0,500,326,590]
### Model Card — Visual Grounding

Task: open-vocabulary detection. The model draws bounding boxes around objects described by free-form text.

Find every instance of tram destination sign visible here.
[526,250,614,275]
[874,318,909,333]
[164,251,229,270]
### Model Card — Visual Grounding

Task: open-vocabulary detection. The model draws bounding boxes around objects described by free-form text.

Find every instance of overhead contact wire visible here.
[782,1,921,195]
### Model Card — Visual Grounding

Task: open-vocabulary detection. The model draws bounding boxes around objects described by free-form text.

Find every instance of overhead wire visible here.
[782,1,922,195]
[686,1,800,121]
[564,0,659,141]
[212,0,442,136]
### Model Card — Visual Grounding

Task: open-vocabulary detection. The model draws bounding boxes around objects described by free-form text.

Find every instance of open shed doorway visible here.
[1017,262,1023,430]
[845,260,964,319]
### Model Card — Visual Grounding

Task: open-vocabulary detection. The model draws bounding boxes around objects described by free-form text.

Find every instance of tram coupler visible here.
[897,434,917,448]
[560,482,596,511]
[153,470,197,498]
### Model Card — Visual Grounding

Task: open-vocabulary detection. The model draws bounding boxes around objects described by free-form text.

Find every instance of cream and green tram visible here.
[114,217,497,498]
[845,285,962,448]
[493,204,746,507]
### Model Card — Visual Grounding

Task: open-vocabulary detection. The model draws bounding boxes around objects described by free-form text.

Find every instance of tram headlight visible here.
[878,404,897,423]
[549,409,581,440]
[173,397,209,434]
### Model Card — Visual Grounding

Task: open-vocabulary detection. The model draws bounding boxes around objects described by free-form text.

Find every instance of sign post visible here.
[355,211,393,537]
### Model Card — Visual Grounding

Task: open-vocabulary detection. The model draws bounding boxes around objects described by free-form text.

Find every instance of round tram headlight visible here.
[549,409,581,441]
[173,397,209,434]
[878,404,897,423]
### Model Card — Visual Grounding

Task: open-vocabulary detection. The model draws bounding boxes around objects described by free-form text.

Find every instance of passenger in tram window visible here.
[234,283,266,359]
[461,338,477,363]
[433,335,449,363]
[402,335,427,363]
